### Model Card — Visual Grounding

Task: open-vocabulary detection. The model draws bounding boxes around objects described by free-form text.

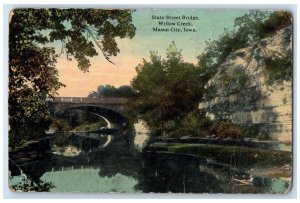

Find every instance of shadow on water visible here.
[135,152,224,193]
[10,130,290,193]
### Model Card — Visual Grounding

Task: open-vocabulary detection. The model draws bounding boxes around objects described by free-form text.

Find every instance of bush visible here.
[180,109,213,137]
[257,133,271,141]
[209,120,243,139]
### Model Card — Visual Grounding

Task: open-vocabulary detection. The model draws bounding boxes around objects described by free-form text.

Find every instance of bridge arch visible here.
[49,97,129,128]
[54,105,128,129]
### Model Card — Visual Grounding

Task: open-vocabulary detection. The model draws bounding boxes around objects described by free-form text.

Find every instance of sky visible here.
[56,9,248,97]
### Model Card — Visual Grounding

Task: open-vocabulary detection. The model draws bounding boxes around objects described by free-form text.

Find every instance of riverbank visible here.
[146,142,292,182]
[154,136,292,151]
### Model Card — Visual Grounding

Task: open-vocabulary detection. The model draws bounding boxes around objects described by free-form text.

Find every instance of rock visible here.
[199,26,292,142]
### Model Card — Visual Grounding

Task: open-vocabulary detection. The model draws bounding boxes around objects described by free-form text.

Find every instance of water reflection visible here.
[12,132,290,193]
[136,152,222,193]
[52,145,82,157]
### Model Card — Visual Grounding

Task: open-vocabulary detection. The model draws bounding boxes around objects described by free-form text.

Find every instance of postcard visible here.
[8,8,292,193]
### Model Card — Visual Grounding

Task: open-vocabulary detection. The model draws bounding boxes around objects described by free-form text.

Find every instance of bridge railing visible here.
[53,97,128,104]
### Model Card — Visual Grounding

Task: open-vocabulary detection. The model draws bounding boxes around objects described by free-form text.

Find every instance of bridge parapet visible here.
[53,97,128,104]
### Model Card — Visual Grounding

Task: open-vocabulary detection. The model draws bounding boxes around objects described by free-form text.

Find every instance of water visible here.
[10,131,291,193]
[41,168,138,192]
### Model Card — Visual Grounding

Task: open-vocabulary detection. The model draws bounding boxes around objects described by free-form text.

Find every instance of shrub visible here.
[181,109,213,137]
[257,133,271,141]
[209,120,243,139]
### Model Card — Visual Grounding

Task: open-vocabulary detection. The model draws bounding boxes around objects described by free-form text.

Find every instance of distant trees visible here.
[88,85,136,98]
[9,9,136,146]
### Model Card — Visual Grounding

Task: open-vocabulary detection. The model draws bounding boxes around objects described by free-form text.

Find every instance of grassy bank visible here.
[148,143,292,168]
[73,121,107,132]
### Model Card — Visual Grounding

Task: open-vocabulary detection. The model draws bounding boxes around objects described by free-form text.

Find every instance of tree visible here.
[88,84,136,98]
[88,84,117,97]
[197,10,292,90]
[117,85,137,97]
[234,10,270,44]
[9,9,136,146]
[130,42,205,135]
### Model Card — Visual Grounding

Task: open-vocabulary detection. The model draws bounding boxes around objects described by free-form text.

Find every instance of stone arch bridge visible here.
[48,97,129,127]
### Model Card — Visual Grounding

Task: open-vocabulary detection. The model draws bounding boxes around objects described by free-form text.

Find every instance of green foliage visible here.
[234,10,291,45]
[10,119,52,146]
[51,110,107,131]
[180,109,213,137]
[257,133,271,141]
[88,84,136,98]
[234,10,270,43]
[10,174,54,192]
[9,9,136,147]
[73,121,107,131]
[261,11,292,38]
[153,143,291,168]
[130,42,206,135]
[49,118,73,131]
